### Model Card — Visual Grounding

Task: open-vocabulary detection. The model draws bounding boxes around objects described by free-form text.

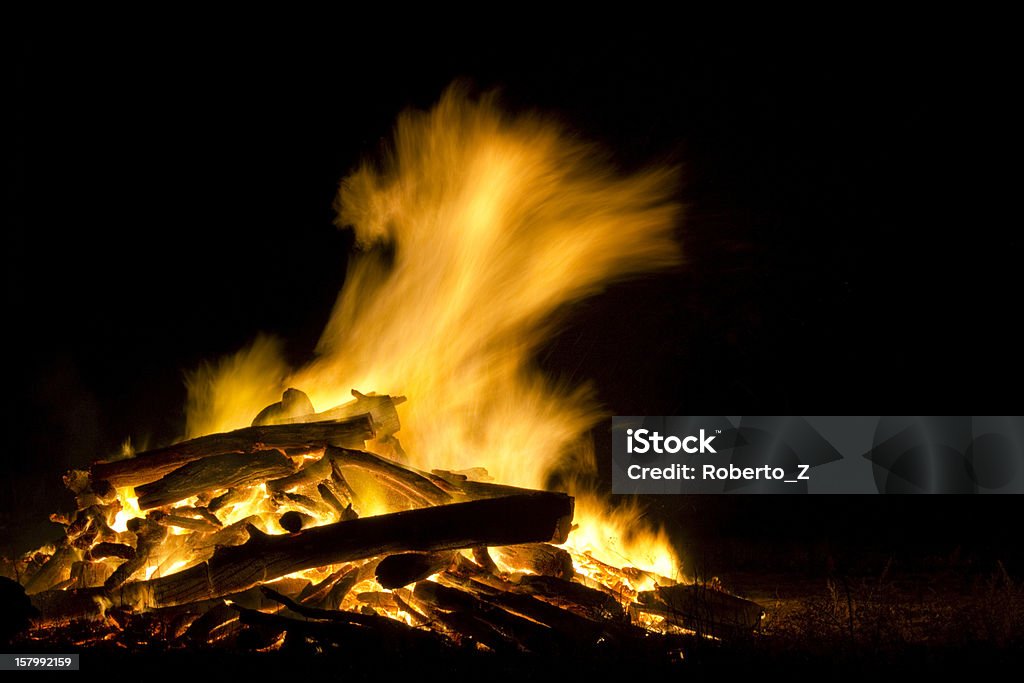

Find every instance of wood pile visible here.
[5,389,762,655]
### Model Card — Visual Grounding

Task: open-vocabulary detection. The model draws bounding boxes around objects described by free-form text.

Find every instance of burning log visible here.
[136,451,298,510]
[516,575,627,624]
[431,469,541,500]
[278,511,314,533]
[137,585,273,633]
[273,491,333,519]
[472,546,500,575]
[65,505,113,543]
[135,491,563,604]
[413,581,559,654]
[73,479,118,510]
[328,457,358,501]
[444,555,635,638]
[268,446,448,508]
[322,571,360,610]
[148,511,221,534]
[69,525,98,551]
[91,416,375,488]
[437,572,606,641]
[63,469,91,494]
[172,506,223,528]
[251,388,316,427]
[409,594,518,655]
[375,551,457,589]
[492,543,574,579]
[207,486,254,513]
[32,491,573,619]
[355,591,397,610]
[24,545,80,595]
[327,447,451,506]
[62,506,119,551]
[69,561,116,589]
[230,602,444,652]
[295,565,356,605]
[392,590,431,625]
[104,519,168,590]
[87,543,135,561]
[260,585,428,640]
[184,602,241,645]
[193,516,262,550]
[266,451,330,493]
[271,389,405,438]
[317,482,353,519]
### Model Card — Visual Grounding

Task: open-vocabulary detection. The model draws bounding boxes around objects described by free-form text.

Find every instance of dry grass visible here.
[755,559,1023,654]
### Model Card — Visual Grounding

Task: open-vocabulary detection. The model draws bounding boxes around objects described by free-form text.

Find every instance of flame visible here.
[112,488,144,533]
[184,86,682,577]
[568,490,679,584]
[185,336,287,441]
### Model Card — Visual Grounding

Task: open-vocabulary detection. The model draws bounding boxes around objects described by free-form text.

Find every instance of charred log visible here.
[296,565,356,606]
[231,602,443,652]
[413,581,558,654]
[266,452,331,493]
[326,447,451,507]
[391,590,431,625]
[184,602,241,645]
[136,451,297,510]
[317,482,349,517]
[260,585,434,642]
[375,552,457,589]
[635,584,763,638]
[24,545,80,595]
[192,516,262,550]
[472,546,500,575]
[92,416,374,489]
[278,511,315,533]
[437,572,605,640]
[172,506,223,527]
[73,560,117,590]
[517,575,627,624]
[274,390,405,438]
[148,511,221,534]
[251,388,316,427]
[103,519,168,590]
[357,591,397,610]
[33,492,572,619]
[272,491,333,519]
[431,469,541,500]
[492,543,574,579]
[208,486,255,514]
[329,457,358,503]
[323,571,360,610]
[87,543,135,561]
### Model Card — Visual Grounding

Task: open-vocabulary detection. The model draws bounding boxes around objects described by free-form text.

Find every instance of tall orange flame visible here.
[184,86,682,580]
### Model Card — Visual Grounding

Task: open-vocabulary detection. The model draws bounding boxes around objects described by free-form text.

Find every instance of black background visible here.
[8,25,1018,572]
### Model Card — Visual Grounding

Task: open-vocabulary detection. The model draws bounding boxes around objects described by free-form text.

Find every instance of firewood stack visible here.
[5,389,761,655]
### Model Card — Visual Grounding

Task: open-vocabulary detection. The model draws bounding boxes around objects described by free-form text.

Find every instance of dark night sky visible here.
[7,26,1018,566]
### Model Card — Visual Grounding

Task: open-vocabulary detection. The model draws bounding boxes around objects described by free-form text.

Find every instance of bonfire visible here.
[5,87,761,655]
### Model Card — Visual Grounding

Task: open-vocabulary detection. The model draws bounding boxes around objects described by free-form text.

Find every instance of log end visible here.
[550,497,575,544]
[252,388,316,426]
